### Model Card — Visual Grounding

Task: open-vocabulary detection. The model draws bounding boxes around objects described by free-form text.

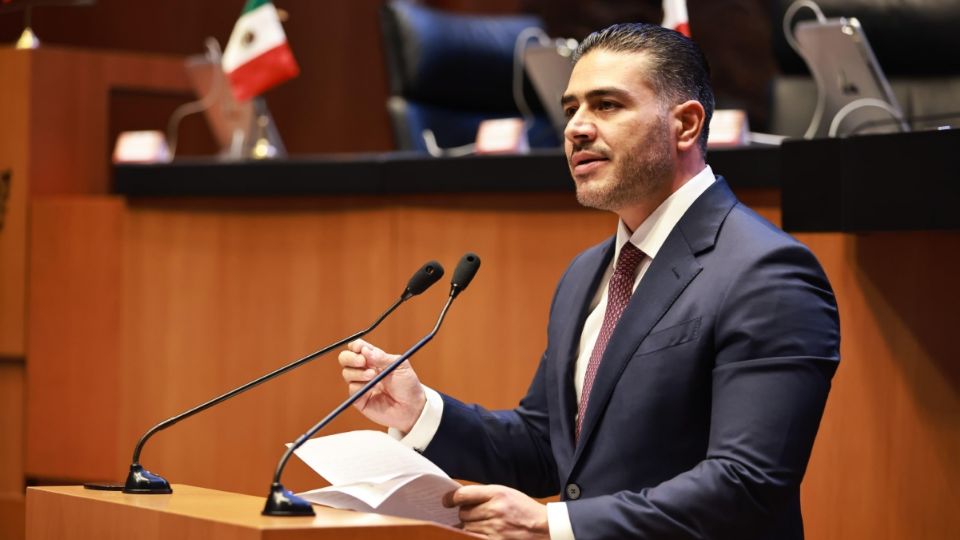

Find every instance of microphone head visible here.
[404,260,445,298]
[450,252,481,297]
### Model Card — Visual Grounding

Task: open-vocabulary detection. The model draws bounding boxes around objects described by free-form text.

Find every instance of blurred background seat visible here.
[380,0,559,153]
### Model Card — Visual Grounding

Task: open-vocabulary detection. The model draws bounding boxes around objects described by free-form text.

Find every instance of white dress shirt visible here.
[392,166,716,539]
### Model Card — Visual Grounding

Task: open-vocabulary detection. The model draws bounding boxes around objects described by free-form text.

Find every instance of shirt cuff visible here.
[546,502,575,540]
[387,385,444,452]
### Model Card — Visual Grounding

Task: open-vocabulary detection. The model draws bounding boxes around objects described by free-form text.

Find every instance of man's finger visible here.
[338,350,367,369]
[447,485,496,507]
[341,367,376,384]
[348,381,377,396]
[458,503,495,523]
[347,339,370,354]
[360,344,399,369]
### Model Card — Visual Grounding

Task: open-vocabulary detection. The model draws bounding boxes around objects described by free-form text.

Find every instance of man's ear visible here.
[672,100,706,153]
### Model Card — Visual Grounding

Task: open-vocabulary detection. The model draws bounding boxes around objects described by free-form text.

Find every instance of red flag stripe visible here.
[226,43,300,102]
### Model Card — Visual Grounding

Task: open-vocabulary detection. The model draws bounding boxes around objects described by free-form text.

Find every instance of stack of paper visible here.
[293,430,462,526]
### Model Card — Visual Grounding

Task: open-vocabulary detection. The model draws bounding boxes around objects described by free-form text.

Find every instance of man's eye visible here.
[598,100,619,111]
[563,106,578,119]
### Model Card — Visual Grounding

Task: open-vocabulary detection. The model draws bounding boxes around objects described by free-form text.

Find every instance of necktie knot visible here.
[613,242,644,281]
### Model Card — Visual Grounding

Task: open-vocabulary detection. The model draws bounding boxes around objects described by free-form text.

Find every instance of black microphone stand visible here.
[88,261,443,494]
[262,252,480,516]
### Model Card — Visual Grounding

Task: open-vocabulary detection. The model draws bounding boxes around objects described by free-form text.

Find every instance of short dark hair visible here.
[572,23,715,155]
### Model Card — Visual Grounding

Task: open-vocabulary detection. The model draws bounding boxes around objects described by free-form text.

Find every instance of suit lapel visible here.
[554,240,614,452]
[571,178,738,462]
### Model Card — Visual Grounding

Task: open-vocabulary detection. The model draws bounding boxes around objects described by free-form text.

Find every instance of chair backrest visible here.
[380,0,558,152]
[769,0,960,137]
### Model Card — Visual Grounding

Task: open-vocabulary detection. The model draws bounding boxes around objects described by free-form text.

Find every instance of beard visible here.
[572,117,674,212]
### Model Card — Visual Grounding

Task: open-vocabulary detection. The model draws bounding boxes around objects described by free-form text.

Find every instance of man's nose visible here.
[564,111,596,143]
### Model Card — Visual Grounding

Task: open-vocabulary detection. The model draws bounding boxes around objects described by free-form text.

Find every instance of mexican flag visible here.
[222,0,300,102]
[662,0,691,38]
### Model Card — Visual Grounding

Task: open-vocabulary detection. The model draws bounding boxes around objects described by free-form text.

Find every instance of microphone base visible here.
[83,482,125,491]
[122,464,173,494]
[262,482,316,516]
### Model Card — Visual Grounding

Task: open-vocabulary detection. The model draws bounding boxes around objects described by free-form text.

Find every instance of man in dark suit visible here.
[339,23,839,540]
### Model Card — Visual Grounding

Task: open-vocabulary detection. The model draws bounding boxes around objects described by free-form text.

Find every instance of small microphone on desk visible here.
[262,252,481,516]
[83,260,444,494]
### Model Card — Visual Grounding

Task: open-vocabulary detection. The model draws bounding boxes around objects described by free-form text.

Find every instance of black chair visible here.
[379,0,559,153]
[769,0,960,138]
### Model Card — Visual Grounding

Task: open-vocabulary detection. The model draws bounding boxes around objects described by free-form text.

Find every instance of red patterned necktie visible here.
[576,242,644,440]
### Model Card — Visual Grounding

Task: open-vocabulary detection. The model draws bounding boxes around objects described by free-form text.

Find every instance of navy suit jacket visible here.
[423,178,840,539]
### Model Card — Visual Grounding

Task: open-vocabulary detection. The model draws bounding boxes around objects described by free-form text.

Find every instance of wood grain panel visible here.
[0,363,24,493]
[0,493,25,540]
[0,50,30,357]
[115,202,401,494]
[25,191,960,539]
[26,485,472,540]
[735,194,960,538]
[798,231,960,540]
[26,198,125,481]
[0,361,24,540]
[0,47,193,359]
[27,48,191,196]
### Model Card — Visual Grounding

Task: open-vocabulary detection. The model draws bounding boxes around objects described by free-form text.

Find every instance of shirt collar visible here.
[614,165,716,261]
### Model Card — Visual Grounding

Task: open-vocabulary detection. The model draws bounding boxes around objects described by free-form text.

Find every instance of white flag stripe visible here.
[222,3,288,73]
[662,0,689,31]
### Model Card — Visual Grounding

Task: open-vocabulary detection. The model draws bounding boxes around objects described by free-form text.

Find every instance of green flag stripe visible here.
[242,0,271,14]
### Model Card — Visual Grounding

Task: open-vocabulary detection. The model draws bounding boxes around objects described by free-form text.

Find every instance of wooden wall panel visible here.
[798,232,960,540]
[25,198,125,481]
[0,494,25,540]
[736,189,960,538]
[0,51,30,358]
[731,190,960,538]
[0,363,24,492]
[115,201,403,494]
[27,48,192,196]
[25,192,960,538]
[0,47,191,359]
[0,362,25,540]
[26,194,615,496]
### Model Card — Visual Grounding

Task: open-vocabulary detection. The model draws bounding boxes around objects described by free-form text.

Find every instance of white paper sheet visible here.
[292,430,461,526]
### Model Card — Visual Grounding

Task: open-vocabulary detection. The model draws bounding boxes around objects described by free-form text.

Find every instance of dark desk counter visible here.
[114,130,958,232]
[114,146,779,197]
[781,129,959,232]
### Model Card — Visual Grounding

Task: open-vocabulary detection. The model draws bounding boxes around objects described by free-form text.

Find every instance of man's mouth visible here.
[570,151,609,175]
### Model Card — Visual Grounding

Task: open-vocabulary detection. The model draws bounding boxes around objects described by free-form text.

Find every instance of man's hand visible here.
[337,339,425,433]
[444,484,550,540]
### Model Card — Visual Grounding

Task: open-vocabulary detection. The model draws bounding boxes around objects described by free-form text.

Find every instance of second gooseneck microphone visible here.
[262,252,481,516]
[114,260,444,495]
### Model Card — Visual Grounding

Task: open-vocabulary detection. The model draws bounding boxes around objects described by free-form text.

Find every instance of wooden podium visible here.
[26,484,471,540]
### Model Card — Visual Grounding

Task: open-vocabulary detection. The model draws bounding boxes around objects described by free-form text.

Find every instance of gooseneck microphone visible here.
[89,261,444,495]
[450,252,480,298]
[263,252,481,516]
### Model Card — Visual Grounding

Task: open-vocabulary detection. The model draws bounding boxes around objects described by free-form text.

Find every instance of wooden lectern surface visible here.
[26,484,471,540]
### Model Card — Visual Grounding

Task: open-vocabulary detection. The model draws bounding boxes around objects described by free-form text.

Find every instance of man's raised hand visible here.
[337,339,426,433]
